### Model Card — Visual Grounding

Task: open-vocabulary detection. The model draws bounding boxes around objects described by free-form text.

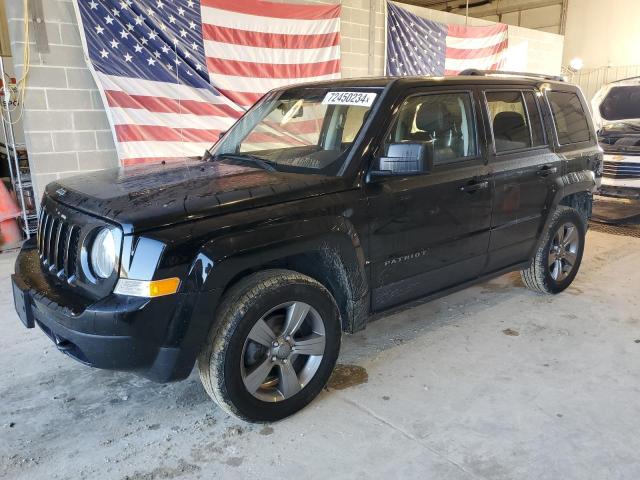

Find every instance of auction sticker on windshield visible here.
[322,91,377,107]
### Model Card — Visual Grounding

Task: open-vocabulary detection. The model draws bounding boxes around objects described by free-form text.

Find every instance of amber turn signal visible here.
[114,277,181,298]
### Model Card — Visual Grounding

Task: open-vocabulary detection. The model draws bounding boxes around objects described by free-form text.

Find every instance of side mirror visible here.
[366,142,434,182]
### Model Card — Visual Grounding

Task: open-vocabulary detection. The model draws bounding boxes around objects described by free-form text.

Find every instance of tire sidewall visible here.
[541,209,586,293]
[221,279,341,422]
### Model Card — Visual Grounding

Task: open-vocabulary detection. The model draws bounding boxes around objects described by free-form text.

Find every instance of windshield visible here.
[599,86,640,121]
[208,87,381,175]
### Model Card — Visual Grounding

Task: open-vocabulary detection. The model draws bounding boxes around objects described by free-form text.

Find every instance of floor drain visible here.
[589,222,640,238]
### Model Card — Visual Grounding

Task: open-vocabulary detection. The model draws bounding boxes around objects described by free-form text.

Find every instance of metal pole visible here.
[465,0,469,26]
[0,55,30,239]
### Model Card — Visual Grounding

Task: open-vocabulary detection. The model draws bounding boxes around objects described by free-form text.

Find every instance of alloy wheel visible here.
[548,221,580,282]
[240,301,326,402]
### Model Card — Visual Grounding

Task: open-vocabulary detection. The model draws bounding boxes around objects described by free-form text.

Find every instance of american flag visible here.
[386,1,508,77]
[75,0,341,166]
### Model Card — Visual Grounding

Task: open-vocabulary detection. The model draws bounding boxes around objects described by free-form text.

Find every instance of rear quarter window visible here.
[546,91,591,145]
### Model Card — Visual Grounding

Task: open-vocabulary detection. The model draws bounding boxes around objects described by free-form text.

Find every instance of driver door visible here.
[365,89,493,311]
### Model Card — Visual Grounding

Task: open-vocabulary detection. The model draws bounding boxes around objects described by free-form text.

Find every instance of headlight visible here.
[90,228,118,279]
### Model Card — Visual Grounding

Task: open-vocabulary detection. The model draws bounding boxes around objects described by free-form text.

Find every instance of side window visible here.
[546,91,591,145]
[485,91,531,152]
[523,91,546,146]
[384,92,477,167]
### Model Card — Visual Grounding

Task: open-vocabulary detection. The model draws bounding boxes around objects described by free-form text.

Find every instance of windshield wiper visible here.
[212,153,277,172]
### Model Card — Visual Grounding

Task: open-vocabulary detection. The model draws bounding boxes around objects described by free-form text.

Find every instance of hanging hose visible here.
[1,0,30,125]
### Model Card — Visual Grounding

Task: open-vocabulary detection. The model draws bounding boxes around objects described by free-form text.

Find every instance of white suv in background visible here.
[592,77,640,198]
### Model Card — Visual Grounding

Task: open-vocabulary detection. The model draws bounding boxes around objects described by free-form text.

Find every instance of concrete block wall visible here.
[4,0,118,201]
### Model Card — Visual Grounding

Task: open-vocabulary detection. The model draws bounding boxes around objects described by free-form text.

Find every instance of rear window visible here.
[599,86,640,121]
[546,91,591,145]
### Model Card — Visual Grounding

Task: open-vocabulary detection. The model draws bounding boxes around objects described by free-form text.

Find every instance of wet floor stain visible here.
[224,457,244,467]
[502,328,520,336]
[259,426,274,436]
[327,364,368,390]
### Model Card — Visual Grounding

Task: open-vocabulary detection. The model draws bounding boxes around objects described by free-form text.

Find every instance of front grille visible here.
[602,161,640,179]
[37,207,81,280]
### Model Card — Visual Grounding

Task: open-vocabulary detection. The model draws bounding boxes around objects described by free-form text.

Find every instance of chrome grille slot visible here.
[603,161,640,179]
[66,226,80,279]
[47,217,59,268]
[41,213,53,266]
[37,205,82,280]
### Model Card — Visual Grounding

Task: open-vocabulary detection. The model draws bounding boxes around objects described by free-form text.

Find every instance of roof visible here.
[284,74,572,91]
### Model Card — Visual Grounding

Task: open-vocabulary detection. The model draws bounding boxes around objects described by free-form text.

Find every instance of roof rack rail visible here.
[458,69,565,82]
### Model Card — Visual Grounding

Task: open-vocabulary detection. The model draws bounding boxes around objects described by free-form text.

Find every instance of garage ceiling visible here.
[395,0,568,34]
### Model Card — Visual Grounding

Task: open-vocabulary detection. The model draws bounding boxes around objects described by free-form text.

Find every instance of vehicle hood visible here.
[46,159,350,233]
[592,77,640,129]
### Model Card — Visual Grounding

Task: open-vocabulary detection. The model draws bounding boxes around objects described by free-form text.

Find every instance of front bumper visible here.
[12,241,199,382]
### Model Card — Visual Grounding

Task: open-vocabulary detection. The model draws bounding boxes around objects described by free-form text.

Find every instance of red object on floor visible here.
[0,181,22,247]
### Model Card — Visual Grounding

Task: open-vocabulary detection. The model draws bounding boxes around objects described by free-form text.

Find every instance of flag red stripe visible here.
[206,57,341,78]
[115,124,222,143]
[105,90,242,118]
[216,88,263,107]
[201,0,340,20]
[245,131,307,146]
[201,24,340,50]
[445,39,509,59]
[447,23,508,38]
[114,124,303,145]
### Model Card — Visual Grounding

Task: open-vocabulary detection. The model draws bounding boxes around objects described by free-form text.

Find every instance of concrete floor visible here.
[1,230,640,480]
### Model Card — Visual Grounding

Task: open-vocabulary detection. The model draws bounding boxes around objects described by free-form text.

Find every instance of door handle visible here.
[537,165,558,177]
[459,180,489,193]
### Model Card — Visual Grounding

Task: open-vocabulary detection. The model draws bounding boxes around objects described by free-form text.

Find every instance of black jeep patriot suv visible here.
[12,72,602,422]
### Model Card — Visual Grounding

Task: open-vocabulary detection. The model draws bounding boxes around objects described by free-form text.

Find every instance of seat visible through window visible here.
[385,92,476,166]
[486,91,533,153]
[493,111,529,151]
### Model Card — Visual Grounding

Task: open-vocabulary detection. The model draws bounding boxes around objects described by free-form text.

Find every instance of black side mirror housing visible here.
[366,142,434,182]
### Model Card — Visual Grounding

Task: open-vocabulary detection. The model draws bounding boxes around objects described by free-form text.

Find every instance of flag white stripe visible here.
[208,71,341,94]
[446,32,507,50]
[445,53,506,71]
[118,141,214,160]
[200,6,340,35]
[203,40,340,65]
[109,107,236,130]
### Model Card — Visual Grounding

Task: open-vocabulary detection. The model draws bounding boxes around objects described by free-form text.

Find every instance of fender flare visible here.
[536,169,596,250]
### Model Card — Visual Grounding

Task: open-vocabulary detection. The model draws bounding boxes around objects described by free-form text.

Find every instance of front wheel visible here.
[198,269,341,422]
[521,206,586,294]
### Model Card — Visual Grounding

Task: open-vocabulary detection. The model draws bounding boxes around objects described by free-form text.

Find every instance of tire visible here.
[198,269,341,422]
[521,206,586,294]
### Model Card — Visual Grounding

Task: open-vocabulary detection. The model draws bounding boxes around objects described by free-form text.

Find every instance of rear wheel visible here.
[521,206,586,294]
[198,269,341,422]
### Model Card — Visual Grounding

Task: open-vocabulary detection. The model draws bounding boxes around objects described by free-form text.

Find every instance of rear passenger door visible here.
[483,89,561,273]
